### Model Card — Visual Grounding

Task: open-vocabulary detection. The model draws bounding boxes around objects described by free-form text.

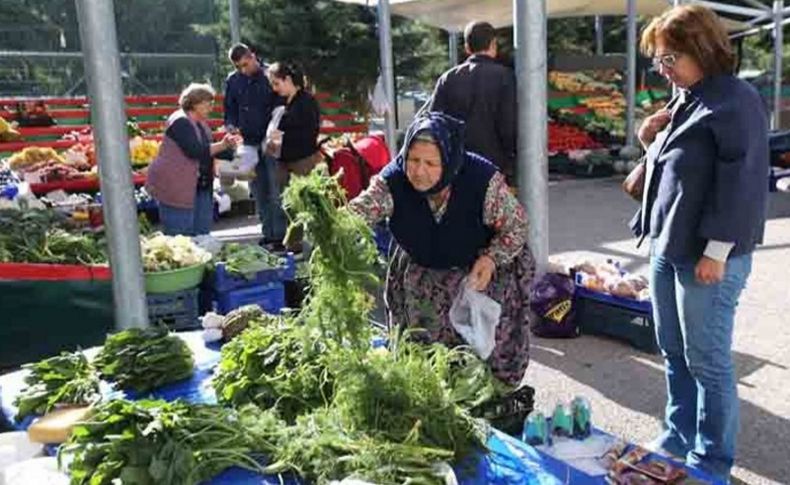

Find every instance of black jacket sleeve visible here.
[166,118,211,163]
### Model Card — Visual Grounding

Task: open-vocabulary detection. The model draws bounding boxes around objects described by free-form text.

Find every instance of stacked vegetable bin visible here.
[211,253,296,315]
[143,242,297,331]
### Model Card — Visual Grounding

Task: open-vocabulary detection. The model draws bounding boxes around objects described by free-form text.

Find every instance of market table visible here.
[0,332,720,484]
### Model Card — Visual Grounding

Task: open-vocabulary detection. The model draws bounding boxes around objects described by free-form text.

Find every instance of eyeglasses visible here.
[652,53,680,70]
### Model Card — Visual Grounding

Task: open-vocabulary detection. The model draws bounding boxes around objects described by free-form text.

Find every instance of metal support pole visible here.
[514,0,549,273]
[449,31,459,67]
[595,16,604,55]
[75,0,148,329]
[229,0,241,44]
[625,0,637,148]
[377,0,397,159]
[773,0,784,129]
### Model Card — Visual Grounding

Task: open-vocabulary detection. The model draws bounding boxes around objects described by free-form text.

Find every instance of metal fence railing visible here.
[0,50,222,97]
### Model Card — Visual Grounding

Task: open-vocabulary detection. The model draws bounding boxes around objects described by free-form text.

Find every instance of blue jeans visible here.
[158,188,214,236]
[251,150,286,241]
[650,253,753,482]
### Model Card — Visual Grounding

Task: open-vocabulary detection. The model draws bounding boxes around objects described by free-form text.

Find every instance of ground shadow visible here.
[530,337,790,483]
[549,179,790,258]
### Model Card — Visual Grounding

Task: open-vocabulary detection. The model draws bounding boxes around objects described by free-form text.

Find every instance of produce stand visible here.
[28,172,146,196]
[545,70,669,178]
[0,330,720,484]
[0,263,114,370]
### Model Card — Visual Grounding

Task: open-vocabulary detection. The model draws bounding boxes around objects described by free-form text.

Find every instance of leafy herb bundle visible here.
[282,165,380,351]
[93,327,194,393]
[13,351,101,421]
[213,167,494,484]
[261,339,488,485]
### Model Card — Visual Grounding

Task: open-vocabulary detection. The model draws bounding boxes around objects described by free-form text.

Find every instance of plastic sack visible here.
[235,144,260,173]
[369,74,390,116]
[449,281,501,360]
[218,145,259,181]
[264,106,286,159]
[529,273,579,338]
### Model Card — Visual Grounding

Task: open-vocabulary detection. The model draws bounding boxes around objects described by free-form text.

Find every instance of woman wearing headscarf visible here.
[349,112,536,387]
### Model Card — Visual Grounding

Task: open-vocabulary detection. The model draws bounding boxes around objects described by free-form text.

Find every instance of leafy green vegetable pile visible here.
[13,351,101,421]
[213,314,331,423]
[211,166,491,484]
[94,327,194,393]
[59,399,278,485]
[217,243,286,279]
[0,209,106,264]
[50,165,498,485]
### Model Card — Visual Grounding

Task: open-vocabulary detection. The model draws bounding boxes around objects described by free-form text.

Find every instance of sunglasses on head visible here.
[652,53,680,70]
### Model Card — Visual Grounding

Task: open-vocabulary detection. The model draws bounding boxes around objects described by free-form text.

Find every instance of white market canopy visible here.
[338,0,675,30]
[337,0,768,31]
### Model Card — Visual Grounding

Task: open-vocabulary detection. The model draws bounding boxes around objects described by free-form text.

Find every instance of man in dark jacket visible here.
[426,21,517,183]
[224,43,286,248]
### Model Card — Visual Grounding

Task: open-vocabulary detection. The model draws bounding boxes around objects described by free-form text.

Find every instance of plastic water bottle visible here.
[551,402,574,438]
[522,411,549,446]
[571,396,592,439]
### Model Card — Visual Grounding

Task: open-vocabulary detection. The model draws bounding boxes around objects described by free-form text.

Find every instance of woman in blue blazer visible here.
[635,5,769,482]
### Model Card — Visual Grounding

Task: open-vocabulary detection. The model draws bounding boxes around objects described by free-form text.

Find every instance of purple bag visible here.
[529,273,579,338]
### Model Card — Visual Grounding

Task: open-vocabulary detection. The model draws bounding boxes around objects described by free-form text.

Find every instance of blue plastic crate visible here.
[574,287,657,354]
[147,287,200,331]
[213,253,296,293]
[574,284,652,314]
[215,282,286,315]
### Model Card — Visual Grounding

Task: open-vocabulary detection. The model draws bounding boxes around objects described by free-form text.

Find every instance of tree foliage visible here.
[202,0,446,111]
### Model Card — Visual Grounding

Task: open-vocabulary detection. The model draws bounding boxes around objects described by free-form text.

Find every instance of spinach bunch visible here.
[213,316,332,423]
[13,351,101,421]
[94,327,194,394]
[59,399,281,485]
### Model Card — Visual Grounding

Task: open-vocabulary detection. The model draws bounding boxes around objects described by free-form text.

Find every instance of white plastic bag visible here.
[218,144,259,181]
[264,106,286,159]
[369,74,390,116]
[236,144,260,172]
[448,280,501,360]
[201,312,224,329]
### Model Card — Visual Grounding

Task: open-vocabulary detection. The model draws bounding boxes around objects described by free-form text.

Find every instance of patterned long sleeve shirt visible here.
[349,171,528,266]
